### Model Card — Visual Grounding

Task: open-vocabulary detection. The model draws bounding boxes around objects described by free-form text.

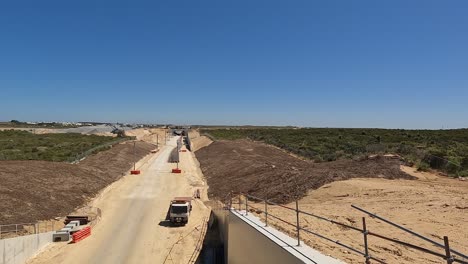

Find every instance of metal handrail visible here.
[352,205,468,262]
[0,221,57,240]
[0,222,36,227]
[243,199,369,262]
[299,210,362,232]
[227,192,468,264]
[242,193,362,232]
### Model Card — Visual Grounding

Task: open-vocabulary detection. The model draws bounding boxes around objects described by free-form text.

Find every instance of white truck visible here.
[169,197,192,225]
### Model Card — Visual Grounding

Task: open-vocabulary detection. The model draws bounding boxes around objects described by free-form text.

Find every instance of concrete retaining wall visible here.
[227,212,305,264]
[212,208,229,262]
[0,232,53,264]
[209,209,345,264]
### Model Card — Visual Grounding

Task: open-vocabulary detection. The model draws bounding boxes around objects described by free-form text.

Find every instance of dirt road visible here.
[28,136,210,264]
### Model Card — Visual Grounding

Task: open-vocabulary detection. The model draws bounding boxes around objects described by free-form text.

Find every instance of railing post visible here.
[444,236,454,264]
[238,194,241,211]
[245,196,248,215]
[0,225,2,239]
[229,192,233,210]
[15,224,18,235]
[264,197,268,227]
[362,217,370,264]
[295,200,300,246]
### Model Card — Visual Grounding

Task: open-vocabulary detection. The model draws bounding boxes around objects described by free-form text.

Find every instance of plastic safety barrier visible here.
[72,226,91,243]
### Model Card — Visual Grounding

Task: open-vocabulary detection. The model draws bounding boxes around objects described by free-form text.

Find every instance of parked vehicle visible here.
[169,197,192,225]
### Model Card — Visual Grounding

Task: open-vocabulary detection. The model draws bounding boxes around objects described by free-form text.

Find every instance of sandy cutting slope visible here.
[195,139,468,263]
[196,139,415,203]
[125,128,168,145]
[189,130,213,152]
[0,141,155,224]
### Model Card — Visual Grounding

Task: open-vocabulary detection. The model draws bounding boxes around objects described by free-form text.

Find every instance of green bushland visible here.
[0,130,129,162]
[201,128,468,177]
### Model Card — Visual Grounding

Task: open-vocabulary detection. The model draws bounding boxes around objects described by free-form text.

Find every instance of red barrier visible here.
[180,150,187,152]
[72,226,91,243]
[131,170,141,175]
[172,169,182,173]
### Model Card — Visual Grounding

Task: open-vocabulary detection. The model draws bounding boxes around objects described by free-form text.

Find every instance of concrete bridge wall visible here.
[210,208,343,264]
[0,232,53,264]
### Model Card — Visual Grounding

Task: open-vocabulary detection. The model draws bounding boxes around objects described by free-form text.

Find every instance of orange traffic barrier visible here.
[72,226,91,243]
[131,170,141,175]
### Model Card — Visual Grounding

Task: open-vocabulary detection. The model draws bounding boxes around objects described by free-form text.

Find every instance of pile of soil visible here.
[195,139,415,203]
[0,141,155,224]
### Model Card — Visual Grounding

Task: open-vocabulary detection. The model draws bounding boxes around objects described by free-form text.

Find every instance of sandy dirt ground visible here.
[125,128,169,146]
[248,167,468,264]
[189,130,213,152]
[195,139,467,263]
[27,136,210,264]
[196,139,414,204]
[0,141,155,224]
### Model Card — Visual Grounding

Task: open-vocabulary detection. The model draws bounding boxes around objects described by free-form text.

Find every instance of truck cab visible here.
[169,197,192,225]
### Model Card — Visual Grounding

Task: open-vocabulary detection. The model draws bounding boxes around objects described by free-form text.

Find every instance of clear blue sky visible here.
[1,0,467,128]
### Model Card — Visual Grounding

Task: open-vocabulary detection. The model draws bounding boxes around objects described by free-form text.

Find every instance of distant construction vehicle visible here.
[169,197,192,225]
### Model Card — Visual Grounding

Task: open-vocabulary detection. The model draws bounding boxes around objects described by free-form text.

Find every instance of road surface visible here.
[28,136,210,264]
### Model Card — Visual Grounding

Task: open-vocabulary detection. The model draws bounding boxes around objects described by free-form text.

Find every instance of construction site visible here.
[0,127,467,264]
[2,0,468,262]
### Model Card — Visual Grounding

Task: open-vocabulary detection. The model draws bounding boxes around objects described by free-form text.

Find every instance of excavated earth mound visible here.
[195,139,415,203]
[0,141,155,224]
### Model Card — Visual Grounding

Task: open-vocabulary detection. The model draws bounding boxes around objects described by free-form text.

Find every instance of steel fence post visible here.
[245,196,248,216]
[0,225,2,239]
[444,236,454,264]
[264,197,268,227]
[15,224,18,235]
[238,195,241,211]
[296,200,300,246]
[362,217,371,264]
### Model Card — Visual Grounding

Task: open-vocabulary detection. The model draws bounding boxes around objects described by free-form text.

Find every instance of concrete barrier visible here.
[0,231,53,264]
